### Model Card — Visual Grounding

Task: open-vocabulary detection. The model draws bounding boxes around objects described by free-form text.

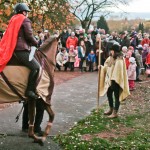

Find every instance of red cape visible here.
[0,14,26,72]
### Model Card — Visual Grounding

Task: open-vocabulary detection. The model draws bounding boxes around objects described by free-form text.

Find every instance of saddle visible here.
[7,53,26,66]
[0,52,53,104]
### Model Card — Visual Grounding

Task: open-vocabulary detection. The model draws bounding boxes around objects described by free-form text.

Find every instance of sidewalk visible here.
[0,72,106,149]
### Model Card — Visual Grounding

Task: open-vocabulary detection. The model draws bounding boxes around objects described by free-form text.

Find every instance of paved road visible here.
[0,72,106,150]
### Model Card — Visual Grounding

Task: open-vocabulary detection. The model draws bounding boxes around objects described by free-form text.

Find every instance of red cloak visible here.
[0,14,26,72]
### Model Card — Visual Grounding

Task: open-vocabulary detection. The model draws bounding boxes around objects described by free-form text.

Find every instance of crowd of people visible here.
[1,22,150,95]
[34,26,150,81]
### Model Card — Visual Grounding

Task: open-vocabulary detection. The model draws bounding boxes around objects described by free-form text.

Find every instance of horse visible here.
[0,35,59,145]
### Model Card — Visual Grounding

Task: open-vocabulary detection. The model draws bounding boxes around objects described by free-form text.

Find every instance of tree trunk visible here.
[81,20,88,30]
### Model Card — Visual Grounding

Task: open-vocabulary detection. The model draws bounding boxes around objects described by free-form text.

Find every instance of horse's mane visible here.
[39,36,56,51]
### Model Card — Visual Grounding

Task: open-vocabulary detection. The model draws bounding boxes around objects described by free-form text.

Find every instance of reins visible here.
[38,50,56,67]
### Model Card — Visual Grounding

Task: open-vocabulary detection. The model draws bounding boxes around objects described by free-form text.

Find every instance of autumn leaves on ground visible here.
[54,74,150,149]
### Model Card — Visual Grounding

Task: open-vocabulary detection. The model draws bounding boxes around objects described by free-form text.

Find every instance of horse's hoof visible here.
[28,133,35,139]
[34,137,45,146]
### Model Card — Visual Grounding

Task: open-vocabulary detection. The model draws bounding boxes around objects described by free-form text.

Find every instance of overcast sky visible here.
[118,0,150,12]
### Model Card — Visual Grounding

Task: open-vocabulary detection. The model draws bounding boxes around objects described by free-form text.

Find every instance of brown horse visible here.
[0,35,59,145]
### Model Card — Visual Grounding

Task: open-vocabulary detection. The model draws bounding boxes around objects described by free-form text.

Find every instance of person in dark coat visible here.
[14,3,40,99]
[61,28,69,47]
[119,32,130,49]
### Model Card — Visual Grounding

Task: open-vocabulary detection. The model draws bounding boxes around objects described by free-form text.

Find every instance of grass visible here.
[53,107,150,150]
[53,76,150,149]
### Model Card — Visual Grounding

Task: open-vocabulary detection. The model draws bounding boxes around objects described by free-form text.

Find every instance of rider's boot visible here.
[25,69,39,99]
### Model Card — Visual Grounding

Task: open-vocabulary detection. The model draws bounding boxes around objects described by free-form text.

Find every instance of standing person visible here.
[127,57,137,91]
[87,50,96,72]
[122,46,128,57]
[61,28,69,48]
[119,31,130,49]
[78,40,86,72]
[68,45,77,71]
[141,34,150,46]
[142,44,149,70]
[84,36,92,57]
[99,44,130,118]
[130,32,139,50]
[145,49,150,77]
[125,51,132,69]
[66,32,78,52]
[135,45,144,81]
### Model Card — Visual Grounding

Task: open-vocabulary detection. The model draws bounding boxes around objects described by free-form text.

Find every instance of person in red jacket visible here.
[141,34,150,46]
[145,49,150,77]
[66,32,78,51]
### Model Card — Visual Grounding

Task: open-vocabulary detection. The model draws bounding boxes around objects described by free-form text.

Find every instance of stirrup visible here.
[25,91,39,99]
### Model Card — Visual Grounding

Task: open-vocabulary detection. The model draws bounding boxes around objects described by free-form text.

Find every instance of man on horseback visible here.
[13,3,40,99]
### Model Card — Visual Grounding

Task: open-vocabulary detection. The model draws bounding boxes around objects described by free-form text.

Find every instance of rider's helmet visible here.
[14,3,31,14]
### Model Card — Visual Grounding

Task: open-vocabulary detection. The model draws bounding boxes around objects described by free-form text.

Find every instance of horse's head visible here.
[38,36,60,71]
[39,35,59,54]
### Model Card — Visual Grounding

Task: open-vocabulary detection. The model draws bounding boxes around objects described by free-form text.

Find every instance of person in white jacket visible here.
[56,47,69,71]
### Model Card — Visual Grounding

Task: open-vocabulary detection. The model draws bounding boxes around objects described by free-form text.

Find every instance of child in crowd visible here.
[87,50,96,72]
[68,45,77,71]
[127,57,137,91]
[122,46,128,57]
[145,48,150,77]
[128,46,135,58]
[74,46,80,67]
[135,45,144,81]
[142,44,149,70]
[125,51,132,69]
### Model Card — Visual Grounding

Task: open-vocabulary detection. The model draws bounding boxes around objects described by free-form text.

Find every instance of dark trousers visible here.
[15,50,40,92]
[22,99,44,131]
[56,62,69,71]
[107,81,120,111]
[69,62,74,71]
[88,61,94,71]
[79,57,85,71]
[136,66,140,80]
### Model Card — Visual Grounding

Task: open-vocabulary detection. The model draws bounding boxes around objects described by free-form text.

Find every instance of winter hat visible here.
[128,46,134,51]
[71,32,75,37]
[122,46,128,52]
[137,44,143,50]
[111,42,121,52]
[129,57,136,63]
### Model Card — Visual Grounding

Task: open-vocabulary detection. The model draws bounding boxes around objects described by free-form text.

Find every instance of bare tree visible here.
[68,0,131,30]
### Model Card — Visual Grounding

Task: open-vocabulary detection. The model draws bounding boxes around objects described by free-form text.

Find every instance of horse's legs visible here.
[33,103,54,145]
[28,99,36,137]
[42,104,54,141]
